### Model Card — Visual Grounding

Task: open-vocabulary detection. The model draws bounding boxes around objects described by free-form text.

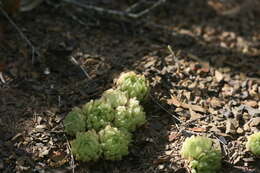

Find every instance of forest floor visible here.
[0,0,260,172]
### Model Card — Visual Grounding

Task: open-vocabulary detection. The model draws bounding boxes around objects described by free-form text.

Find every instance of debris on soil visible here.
[0,0,260,172]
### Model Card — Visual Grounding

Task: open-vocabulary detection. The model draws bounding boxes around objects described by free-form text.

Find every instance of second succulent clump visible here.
[63,71,150,162]
[246,132,260,156]
[180,136,222,173]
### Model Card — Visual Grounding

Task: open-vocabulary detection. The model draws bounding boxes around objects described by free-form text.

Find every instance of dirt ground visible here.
[0,0,260,172]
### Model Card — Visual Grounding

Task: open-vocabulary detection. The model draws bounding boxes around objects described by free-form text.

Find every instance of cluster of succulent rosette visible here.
[246,132,260,156]
[63,71,150,161]
[63,70,260,168]
[180,136,222,173]
[181,133,260,173]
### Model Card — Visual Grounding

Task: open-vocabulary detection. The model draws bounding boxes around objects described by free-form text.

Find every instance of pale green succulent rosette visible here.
[71,130,102,162]
[180,136,222,173]
[102,89,128,108]
[246,132,260,156]
[190,150,222,173]
[116,71,150,101]
[114,98,146,132]
[99,125,132,160]
[82,99,115,131]
[63,107,86,136]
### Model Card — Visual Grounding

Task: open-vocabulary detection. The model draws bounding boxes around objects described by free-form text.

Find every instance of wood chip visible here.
[167,96,206,113]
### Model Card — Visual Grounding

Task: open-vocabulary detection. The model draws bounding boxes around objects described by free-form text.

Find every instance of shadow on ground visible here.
[0,0,259,172]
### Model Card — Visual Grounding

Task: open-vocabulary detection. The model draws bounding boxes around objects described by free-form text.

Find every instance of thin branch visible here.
[70,56,91,79]
[0,6,40,64]
[125,0,146,13]
[63,0,167,21]
[0,72,5,83]
[149,94,182,123]
[63,133,75,173]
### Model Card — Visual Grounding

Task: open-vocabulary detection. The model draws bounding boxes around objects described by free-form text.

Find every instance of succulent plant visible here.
[71,130,102,162]
[63,107,86,136]
[114,98,146,132]
[180,136,222,173]
[246,132,260,156]
[99,125,132,160]
[116,71,150,101]
[102,89,128,108]
[82,99,115,131]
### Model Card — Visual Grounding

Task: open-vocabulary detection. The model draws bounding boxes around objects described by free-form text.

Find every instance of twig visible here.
[182,115,208,127]
[125,0,146,13]
[168,45,180,69]
[149,94,182,123]
[63,0,167,21]
[63,133,75,173]
[0,6,40,64]
[70,56,91,79]
[0,72,5,83]
[65,10,89,27]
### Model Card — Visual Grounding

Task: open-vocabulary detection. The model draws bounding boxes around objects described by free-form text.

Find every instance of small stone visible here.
[0,159,4,169]
[158,164,165,170]
[215,70,224,82]
[243,100,258,108]
[237,127,244,134]
[226,119,238,134]
[249,117,260,127]
[210,97,222,108]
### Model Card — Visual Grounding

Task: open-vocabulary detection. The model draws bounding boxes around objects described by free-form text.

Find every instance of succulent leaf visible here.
[116,71,150,101]
[102,89,128,108]
[63,107,86,136]
[99,125,131,160]
[71,130,102,162]
[114,98,146,132]
[180,136,222,173]
[246,132,260,156]
[83,99,115,131]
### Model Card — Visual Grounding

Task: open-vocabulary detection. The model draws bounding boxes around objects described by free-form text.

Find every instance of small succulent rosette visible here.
[101,89,128,108]
[82,99,115,131]
[71,130,102,162]
[246,132,260,156]
[116,71,150,102]
[63,107,86,136]
[180,136,222,173]
[114,98,146,132]
[99,125,132,160]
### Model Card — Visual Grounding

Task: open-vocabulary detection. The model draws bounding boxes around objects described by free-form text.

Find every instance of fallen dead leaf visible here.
[167,96,182,107]
[167,96,206,113]
[243,100,258,108]
[215,70,224,82]
[187,127,207,132]
[189,107,202,120]
[168,132,180,142]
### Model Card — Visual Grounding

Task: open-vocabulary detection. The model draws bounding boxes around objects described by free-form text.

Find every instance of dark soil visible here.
[0,0,260,172]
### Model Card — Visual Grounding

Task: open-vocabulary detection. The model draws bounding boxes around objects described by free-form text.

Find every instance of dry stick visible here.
[0,72,5,83]
[149,94,182,123]
[63,133,75,173]
[125,0,146,13]
[70,56,91,79]
[66,10,89,27]
[0,7,39,64]
[63,0,167,21]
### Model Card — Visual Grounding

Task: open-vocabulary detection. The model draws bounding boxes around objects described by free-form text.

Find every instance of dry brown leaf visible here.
[167,96,182,107]
[168,132,180,142]
[168,96,206,113]
[183,103,206,113]
[153,156,170,164]
[187,127,207,132]
[215,70,224,82]
[243,100,258,108]
[189,107,202,120]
